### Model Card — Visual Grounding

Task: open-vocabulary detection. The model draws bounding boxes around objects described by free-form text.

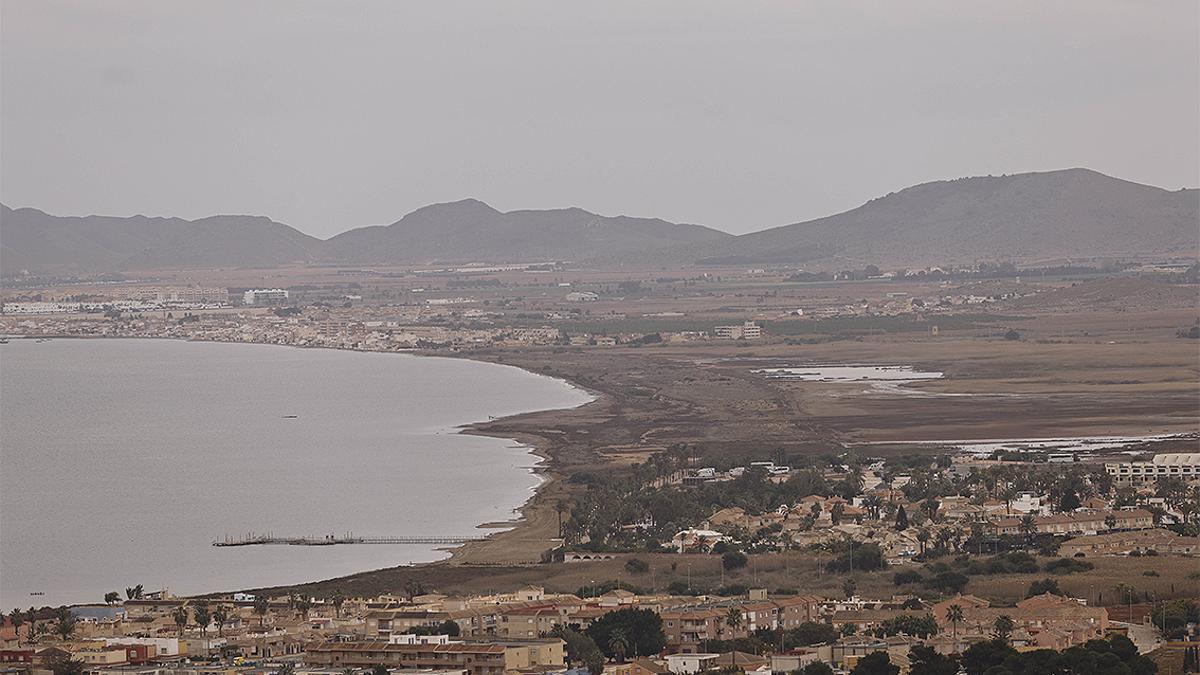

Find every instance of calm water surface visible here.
[0,339,591,607]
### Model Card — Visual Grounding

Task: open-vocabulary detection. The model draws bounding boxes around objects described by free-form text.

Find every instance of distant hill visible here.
[0,199,730,272]
[0,205,322,273]
[321,199,731,264]
[679,169,1199,268]
[3,169,1196,273]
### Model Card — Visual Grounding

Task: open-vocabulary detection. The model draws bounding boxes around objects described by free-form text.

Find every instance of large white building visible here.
[242,288,290,305]
[1105,453,1200,484]
[714,321,762,340]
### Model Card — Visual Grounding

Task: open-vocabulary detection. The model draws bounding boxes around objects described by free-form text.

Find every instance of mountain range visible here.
[2,168,1196,274]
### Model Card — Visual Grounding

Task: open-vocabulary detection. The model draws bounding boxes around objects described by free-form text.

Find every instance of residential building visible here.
[243,289,290,305]
[713,322,762,340]
[1059,529,1199,557]
[1105,453,1200,485]
[988,509,1153,536]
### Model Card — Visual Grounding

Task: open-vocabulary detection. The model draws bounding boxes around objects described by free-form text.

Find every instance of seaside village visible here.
[3,449,1197,675]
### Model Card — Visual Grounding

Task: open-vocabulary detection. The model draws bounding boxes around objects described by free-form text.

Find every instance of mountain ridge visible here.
[2,168,1196,273]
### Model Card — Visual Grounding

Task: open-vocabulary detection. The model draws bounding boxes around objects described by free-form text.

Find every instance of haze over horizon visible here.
[2,1,1198,239]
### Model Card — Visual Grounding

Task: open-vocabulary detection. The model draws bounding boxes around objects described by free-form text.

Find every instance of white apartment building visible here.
[243,288,290,305]
[1105,453,1200,484]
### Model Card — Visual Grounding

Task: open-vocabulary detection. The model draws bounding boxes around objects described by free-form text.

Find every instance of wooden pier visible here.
[212,533,486,547]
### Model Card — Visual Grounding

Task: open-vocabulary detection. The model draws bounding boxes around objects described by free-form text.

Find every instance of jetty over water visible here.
[213,533,486,547]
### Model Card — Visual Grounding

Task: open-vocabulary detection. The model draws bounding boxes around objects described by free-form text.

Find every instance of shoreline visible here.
[2,333,606,598]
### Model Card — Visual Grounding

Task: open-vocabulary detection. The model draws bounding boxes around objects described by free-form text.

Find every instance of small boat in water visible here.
[282,415,298,419]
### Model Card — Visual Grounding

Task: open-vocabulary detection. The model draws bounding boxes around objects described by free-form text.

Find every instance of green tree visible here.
[1027,578,1062,597]
[585,608,665,659]
[212,604,230,637]
[553,626,605,675]
[722,550,748,571]
[607,628,629,663]
[946,604,964,640]
[330,592,347,618]
[842,577,857,599]
[1019,515,1038,548]
[961,639,1018,675]
[1059,489,1081,512]
[851,651,899,675]
[52,606,77,641]
[45,653,85,675]
[993,615,1014,643]
[725,607,743,635]
[895,505,909,531]
[785,622,838,647]
[801,663,835,675]
[8,609,24,646]
[404,580,427,600]
[125,584,144,600]
[172,605,189,636]
[370,666,389,675]
[193,601,212,651]
[254,596,270,627]
[908,645,959,675]
[104,592,120,605]
[275,664,295,675]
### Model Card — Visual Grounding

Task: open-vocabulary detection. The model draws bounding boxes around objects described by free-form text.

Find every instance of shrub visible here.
[1026,578,1062,597]
[894,570,924,585]
[624,558,650,574]
[722,550,749,571]
[1043,558,1093,574]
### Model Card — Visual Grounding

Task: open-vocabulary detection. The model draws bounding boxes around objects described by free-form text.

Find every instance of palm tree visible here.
[193,602,211,653]
[1019,515,1038,548]
[993,615,1014,643]
[172,605,189,637]
[946,604,964,641]
[330,593,347,618]
[916,528,930,557]
[607,628,629,663]
[1001,487,1017,515]
[125,585,144,600]
[26,607,40,644]
[9,609,24,646]
[212,604,230,637]
[275,664,296,675]
[253,596,270,627]
[53,606,76,641]
[555,500,570,538]
[725,607,742,636]
[296,597,312,620]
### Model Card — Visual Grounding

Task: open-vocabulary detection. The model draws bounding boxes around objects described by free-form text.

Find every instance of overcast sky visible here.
[2,1,1197,238]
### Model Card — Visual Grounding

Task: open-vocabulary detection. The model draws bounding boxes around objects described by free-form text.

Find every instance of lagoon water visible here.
[0,339,591,607]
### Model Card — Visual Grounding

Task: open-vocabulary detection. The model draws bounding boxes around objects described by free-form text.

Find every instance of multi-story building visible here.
[305,639,564,675]
[242,289,290,305]
[1105,453,1200,484]
[713,321,762,340]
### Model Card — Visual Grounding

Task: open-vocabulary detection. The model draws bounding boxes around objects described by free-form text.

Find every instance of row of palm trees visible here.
[7,607,77,645]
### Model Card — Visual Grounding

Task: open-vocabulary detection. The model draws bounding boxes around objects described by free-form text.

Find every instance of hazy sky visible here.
[2,1,1197,238]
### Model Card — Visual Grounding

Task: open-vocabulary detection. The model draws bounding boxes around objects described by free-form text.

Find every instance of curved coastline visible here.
[1,334,603,600]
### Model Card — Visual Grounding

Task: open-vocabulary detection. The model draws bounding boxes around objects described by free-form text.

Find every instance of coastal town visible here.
[3,411,1197,675]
